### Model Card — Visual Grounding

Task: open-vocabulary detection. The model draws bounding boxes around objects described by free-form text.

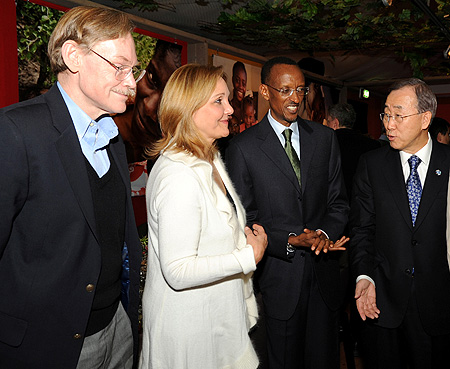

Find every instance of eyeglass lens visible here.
[281,88,308,97]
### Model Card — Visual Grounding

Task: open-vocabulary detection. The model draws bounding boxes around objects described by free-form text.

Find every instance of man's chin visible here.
[111,104,127,115]
[285,115,298,123]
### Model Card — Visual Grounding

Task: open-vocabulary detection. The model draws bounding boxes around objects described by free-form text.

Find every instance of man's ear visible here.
[61,40,83,73]
[421,111,432,130]
[259,84,270,102]
[328,117,339,130]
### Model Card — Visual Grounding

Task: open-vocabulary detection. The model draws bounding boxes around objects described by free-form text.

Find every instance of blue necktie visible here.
[407,155,422,226]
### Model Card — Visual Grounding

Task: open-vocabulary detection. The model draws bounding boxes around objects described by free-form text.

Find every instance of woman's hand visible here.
[245,224,268,264]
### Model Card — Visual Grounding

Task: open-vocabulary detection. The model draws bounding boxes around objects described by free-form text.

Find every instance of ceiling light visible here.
[444,45,450,59]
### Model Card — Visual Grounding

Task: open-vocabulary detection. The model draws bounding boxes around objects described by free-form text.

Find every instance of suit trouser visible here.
[360,283,450,369]
[264,256,339,369]
[76,302,133,369]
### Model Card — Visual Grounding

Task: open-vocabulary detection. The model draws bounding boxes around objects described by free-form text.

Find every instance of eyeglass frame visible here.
[89,49,146,83]
[379,112,423,124]
[265,84,309,98]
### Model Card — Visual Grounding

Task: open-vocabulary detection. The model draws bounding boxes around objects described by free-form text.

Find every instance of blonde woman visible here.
[139,64,267,369]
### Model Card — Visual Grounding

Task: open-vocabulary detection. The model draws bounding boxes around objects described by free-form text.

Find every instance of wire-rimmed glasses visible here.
[89,49,146,83]
[266,84,309,98]
[380,112,423,124]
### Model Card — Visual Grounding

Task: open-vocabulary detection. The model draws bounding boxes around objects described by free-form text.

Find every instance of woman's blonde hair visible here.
[48,6,134,74]
[147,64,226,161]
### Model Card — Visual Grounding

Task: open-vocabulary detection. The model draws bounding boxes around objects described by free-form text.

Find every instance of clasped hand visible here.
[245,224,268,264]
[288,228,349,255]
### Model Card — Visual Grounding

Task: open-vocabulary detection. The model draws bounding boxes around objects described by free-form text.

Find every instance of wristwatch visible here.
[286,232,297,258]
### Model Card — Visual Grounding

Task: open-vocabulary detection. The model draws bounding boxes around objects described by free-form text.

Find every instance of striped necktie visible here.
[282,129,301,188]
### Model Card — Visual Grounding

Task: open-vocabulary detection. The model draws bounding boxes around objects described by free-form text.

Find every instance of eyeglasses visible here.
[266,84,309,98]
[89,49,146,83]
[380,112,423,124]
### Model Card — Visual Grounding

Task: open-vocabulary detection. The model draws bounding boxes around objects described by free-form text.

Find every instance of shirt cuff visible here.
[316,229,329,239]
[356,275,376,287]
[286,232,296,258]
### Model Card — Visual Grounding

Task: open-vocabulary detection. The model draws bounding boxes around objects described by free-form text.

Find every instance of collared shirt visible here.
[267,110,301,159]
[399,134,432,187]
[57,82,119,177]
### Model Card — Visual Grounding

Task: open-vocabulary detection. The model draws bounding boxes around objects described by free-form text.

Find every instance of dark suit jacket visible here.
[349,142,450,336]
[335,128,380,198]
[226,115,349,320]
[0,85,141,368]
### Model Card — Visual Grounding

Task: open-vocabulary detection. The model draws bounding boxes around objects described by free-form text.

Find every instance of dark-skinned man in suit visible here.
[226,57,349,369]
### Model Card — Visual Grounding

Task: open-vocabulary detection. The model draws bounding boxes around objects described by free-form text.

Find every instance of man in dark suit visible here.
[350,78,450,369]
[226,57,349,369]
[0,7,142,369]
[327,103,380,198]
[429,116,450,145]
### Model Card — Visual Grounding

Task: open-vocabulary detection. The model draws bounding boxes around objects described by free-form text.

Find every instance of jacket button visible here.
[411,240,418,246]
[73,333,82,339]
[405,268,411,275]
[86,284,95,292]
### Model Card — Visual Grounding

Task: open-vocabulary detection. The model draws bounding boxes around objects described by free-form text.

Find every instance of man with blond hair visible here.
[0,6,142,368]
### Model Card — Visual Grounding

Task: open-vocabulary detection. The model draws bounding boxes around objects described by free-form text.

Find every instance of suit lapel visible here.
[415,143,450,230]
[298,118,315,194]
[258,117,302,194]
[382,148,413,229]
[109,135,132,195]
[46,86,99,242]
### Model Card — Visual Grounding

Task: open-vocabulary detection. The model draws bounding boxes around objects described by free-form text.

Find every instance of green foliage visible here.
[16,1,157,100]
[133,32,158,69]
[17,0,450,85]
[114,0,160,12]
[213,0,450,76]
[402,52,427,79]
[16,0,63,96]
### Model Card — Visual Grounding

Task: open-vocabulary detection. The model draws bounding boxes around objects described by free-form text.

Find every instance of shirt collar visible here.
[57,82,118,149]
[399,133,432,167]
[267,109,299,137]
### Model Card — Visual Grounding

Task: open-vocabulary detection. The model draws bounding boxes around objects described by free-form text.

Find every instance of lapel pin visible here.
[435,169,442,176]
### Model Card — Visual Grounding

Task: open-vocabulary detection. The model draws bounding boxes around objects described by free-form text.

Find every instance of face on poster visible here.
[212,54,267,126]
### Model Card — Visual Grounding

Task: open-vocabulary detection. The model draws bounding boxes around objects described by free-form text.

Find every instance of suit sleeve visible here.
[349,154,377,279]
[225,140,258,225]
[319,130,350,241]
[0,112,28,257]
[226,139,290,261]
[150,166,256,291]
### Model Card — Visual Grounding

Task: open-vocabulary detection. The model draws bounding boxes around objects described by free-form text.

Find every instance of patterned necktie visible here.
[282,129,301,188]
[407,155,422,226]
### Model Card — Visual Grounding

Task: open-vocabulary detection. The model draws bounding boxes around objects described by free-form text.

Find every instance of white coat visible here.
[139,148,259,369]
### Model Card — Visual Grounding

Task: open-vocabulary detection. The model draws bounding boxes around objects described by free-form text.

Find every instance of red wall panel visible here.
[0,0,19,108]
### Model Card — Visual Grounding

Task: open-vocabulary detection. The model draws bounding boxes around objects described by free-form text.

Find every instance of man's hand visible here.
[333,235,349,249]
[355,279,380,321]
[288,229,347,255]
